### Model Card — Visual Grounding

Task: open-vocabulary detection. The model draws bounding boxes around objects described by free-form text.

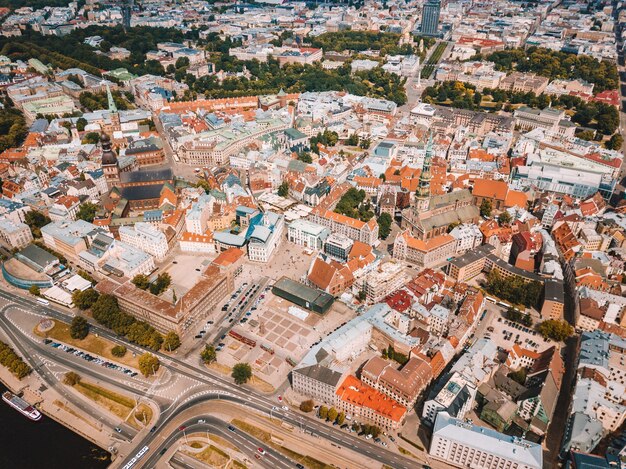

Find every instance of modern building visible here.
[247,212,284,263]
[429,412,542,469]
[323,233,354,262]
[421,0,441,37]
[272,277,334,314]
[287,219,330,250]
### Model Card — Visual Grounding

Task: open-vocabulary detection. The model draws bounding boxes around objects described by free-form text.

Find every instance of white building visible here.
[430,412,542,469]
[247,211,284,263]
[185,193,214,235]
[449,223,483,254]
[287,219,330,250]
[118,222,169,261]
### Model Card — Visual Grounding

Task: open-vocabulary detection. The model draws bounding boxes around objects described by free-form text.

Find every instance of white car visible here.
[282,406,289,411]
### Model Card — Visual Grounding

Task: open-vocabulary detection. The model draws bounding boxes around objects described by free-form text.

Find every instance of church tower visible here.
[415,132,434,213]
[101,133,120,188]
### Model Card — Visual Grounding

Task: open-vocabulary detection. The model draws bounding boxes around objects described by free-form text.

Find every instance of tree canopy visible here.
[232,362,252,385]
[138,353,160,377]
[70,316,90,340]
[334,187,374,222]
[484,270,543,308]
[538,319,573,342]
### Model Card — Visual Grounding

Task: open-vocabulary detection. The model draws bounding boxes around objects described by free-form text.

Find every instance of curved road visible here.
[0,290,422,469]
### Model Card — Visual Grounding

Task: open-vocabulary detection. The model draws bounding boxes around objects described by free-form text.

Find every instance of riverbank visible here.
[0,376,111,469]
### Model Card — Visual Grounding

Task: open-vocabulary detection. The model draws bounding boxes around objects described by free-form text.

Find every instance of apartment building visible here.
[0,218,33,249]
[362,262,408,304]
[287,219,330,250]
[335,375,407,431]
[310,209,379,246]
[292,364,344,405]
[430,412,542,469]
[119,222,169,261]
[392,230,456,270]
[361,356,432,408]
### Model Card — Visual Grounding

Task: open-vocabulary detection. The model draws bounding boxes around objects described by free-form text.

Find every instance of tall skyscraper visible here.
[421,0,441,37]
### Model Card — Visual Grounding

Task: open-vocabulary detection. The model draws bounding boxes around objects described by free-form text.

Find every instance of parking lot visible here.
[485,312,553,352]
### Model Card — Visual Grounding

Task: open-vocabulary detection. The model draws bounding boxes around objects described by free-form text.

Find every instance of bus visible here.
[36,298,50,306]
[122,446,149,469]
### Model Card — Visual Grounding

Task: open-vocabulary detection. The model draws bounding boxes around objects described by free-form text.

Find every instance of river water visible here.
[0,382,111,469]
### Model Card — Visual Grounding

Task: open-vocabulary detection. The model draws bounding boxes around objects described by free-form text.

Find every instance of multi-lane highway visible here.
[0,289,423,469]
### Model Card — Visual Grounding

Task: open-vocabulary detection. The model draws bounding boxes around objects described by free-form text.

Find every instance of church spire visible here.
[415,132,434,213]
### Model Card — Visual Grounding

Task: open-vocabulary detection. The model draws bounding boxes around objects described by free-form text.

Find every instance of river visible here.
[0,382,111,469]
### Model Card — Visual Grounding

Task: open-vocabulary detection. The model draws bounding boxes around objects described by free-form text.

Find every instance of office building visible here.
[421,1,441,37]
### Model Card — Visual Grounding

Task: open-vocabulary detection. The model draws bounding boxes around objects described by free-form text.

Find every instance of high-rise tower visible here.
[421,0,441,37]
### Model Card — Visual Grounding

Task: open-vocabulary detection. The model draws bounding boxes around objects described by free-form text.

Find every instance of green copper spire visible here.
[417,131,433,199]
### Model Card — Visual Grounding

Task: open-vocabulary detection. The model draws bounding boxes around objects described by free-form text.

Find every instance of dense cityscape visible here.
[0,0,626,468]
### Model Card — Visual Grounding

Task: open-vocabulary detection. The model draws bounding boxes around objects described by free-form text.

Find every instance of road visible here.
[141,415,293,469]
[0,290,423,469]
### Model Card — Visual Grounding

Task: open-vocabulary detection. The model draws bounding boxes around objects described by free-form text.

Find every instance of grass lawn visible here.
[35,319,140,369]
[132,403,153,427]
[73,380,135,421]
[186,445,246,468]
[399,447,418,458]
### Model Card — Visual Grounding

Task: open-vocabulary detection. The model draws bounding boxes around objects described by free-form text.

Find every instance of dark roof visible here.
[101,134,118,166]
[119,168,173,184]
[120,184,164,201]
[449,244,494,269]
[294,364,343,387]
[17,244,58,269]
[543,278,564,303]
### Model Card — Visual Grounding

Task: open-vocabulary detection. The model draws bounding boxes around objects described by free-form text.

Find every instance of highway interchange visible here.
[0,289,423,469]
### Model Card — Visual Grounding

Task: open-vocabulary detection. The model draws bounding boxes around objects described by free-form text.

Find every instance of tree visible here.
[357,290,366,302]
[82,132,100,144]
[63,371,81,386]
[300,400,314,412]
[29,285,40,296]
[498,211,511,226]
[72,288,99,310]
[480,199,493,218]
[347,133,359,146]
[70,316,89,340]
[150,272,171,295]
[131,274,150,290]
[328,407,338,422]
[232,362,252,385]
[377,212,392,239]
[138,353,160,377]
[538,319,573,342]
[175,57,190,69]
[277,181,289,197]
[76,202,98,223]
[111,345,127,357]
[24,210,51,238]
[201,344,217,364]
[163,332,181,351]
[297,151,312,163]
[76,117,87,131]
[606,134,624,150]
[336,412,346,425]
[318,405,328,420]
[370,426,382,438]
